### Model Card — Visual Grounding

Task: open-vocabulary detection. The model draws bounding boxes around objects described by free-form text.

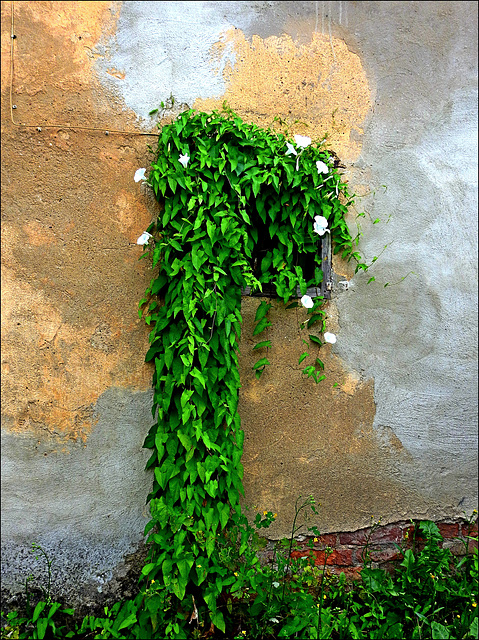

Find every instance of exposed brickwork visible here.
[291,548,354,566]
[462,521,478,538]
[328,566,362,581]
[438,523,460,538]
[339,524,402,546]
[468,538,478,553]
[314,534,338,547]
[258,517,478,577]
[368,547,403,563]
[443,539,468,556]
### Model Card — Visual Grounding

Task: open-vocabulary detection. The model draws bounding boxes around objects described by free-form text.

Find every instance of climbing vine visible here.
[136,105,365,635]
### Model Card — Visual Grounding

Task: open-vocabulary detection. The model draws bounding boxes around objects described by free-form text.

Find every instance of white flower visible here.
[178,153,190,168]
[134,168,147,182]
[136,232,153,245]
[272,582,280,588]
[285,142,298,156]
[294,134,311,148]
[316,160,329,174]
[269,618,280,623]
[324,332,337,344]
[313,215,330,236]
[301,295,314,309]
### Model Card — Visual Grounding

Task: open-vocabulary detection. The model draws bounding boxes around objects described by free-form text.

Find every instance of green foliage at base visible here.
[2,517,477,639]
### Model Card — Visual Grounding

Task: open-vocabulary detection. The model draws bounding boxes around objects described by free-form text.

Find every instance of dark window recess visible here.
[241,231,332,300]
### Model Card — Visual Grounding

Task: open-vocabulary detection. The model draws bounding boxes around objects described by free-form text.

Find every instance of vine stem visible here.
[281,495,310,603]
[206,282,218,343]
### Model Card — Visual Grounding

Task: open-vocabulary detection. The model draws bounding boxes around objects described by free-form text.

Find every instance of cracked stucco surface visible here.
[1,0,477,606]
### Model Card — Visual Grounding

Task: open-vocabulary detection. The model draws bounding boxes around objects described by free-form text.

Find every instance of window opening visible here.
[241,230,331,300]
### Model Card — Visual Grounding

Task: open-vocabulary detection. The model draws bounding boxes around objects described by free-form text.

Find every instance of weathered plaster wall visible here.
[1,0,156,609]
[1,0,477,607]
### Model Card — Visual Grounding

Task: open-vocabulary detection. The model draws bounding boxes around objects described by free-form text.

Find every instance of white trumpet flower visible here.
[136,232,153,245]
[313,215,330,236]
[285,142,298,156]
[293,135,311,148]
[134,168,147,182]
[178,153,190,168]
[301,295,314,309]
[323,332,337,344]
[316,160,329,174]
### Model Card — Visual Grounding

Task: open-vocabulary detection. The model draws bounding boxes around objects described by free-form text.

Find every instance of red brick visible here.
[339,524,402,546]
[369,547,403,563]
[313,534,337,547]
[328,566,362,580]
[314,549,353,566]
[462,522,478,538]
[339,529,368,545]
[380,561,401,575]
[290,548,353,566]
[438,523,460,538]
[290,550,314,562]
[403,525,426,545]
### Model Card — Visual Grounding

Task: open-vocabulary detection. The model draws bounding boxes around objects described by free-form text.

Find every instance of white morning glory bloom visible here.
[294,134,311,148]
[285,142,298,156]
[301,294,314,309]
[272,582,280,588]
[316,160,329,174]
[269,618,280,623]
[136,231,153,245]
[178,153,190,168]
[313,215,330,236]
[324,332,337,344]
[134,168,147,182]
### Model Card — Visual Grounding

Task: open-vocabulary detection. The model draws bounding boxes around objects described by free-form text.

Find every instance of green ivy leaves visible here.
[139,104,359,633]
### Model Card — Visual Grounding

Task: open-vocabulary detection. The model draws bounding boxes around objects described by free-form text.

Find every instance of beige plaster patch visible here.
[1,2,155,442]
[195,29,371,162]
[107,67,126,80]
[114,191,140,234]
[22,220,58,247]
[1,267,152,441]
[1,239,152,444]
[18,0,119,68]
[238,298,414,536]
[337,370,361,396]
[2,0,122,118]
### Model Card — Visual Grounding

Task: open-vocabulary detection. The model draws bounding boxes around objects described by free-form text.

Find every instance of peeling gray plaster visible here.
[95,1,237,121]
[335,85,478,510]
[1,388,153,607]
